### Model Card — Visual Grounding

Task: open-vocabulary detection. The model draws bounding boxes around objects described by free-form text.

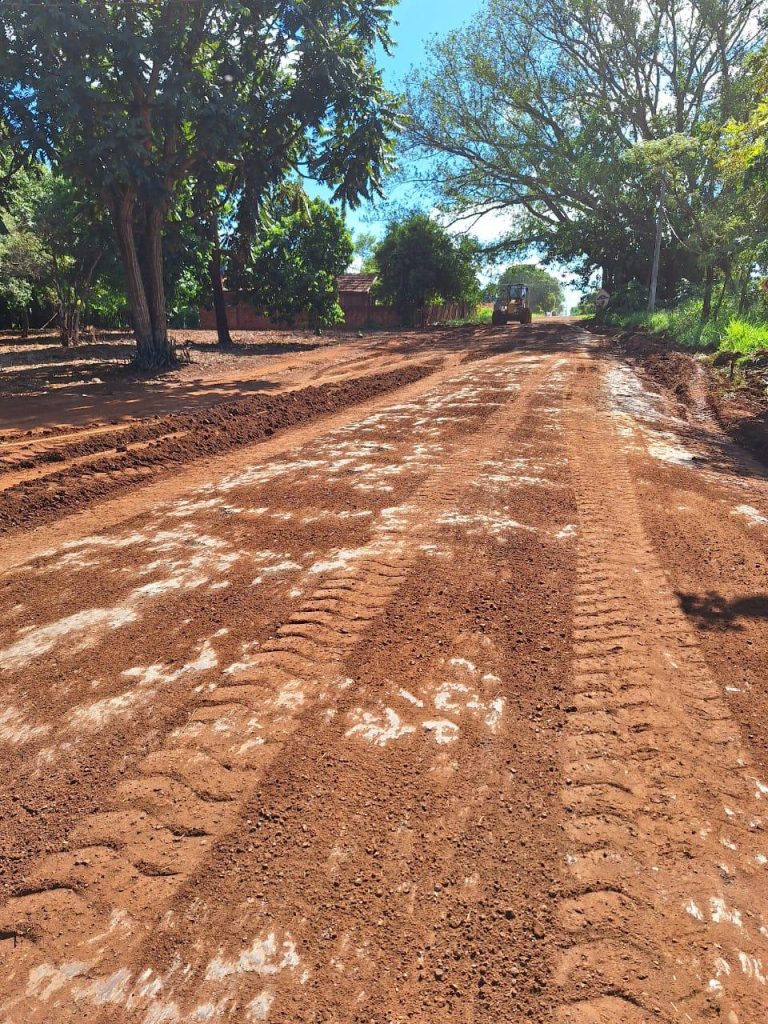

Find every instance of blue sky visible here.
[344,0,484,236]
[382,0,483,87]
[340,0,585,308]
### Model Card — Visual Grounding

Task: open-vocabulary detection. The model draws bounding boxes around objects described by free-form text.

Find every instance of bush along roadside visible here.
[602,297,768,386]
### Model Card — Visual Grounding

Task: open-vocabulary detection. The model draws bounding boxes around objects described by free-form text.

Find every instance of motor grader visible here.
[491,283,533,326]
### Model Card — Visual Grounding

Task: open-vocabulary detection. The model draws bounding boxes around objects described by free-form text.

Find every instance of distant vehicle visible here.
[492,283,533,326]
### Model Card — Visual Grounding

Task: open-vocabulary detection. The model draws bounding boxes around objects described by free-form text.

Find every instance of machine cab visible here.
[492,283,532,325]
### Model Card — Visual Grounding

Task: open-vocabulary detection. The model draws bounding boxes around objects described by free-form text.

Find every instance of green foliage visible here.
[353,230,379,273]
[0,167,117,340]
[611,296,768,362]
[484,264,564,313]
[373,214,480,325]
[0,1,399,363]
[235,197,353,328]
[403,0,766,300]
[720,319,768,356]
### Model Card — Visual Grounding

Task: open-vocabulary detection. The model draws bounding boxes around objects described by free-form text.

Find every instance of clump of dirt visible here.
[708,385,768,463]
[611,329,697,406]
[0,363,435,534]
[607,327,768,466]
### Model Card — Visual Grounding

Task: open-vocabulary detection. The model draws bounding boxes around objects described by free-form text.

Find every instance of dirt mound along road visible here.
[0,321,767,1022]
[0,364,435,534]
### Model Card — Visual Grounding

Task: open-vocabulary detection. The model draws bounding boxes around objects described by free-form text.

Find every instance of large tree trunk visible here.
[111,193,174,369]
[209,217,233,347]
[142,205,173,366]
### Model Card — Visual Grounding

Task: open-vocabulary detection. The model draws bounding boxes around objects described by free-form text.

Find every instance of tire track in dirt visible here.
[0,351,562,1022]
[556,347,768,1024]
[0,355,525,892]
[0,365,436,534]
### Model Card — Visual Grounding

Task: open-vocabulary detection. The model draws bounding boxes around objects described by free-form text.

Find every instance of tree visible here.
[352,230,380,273]
[373,213,480,325]
[402,0,765,298]
[719,46,768,311]
[234,195,354,328]
[0,2,398,367]
[0,169,115,344]
[484,264,564,312]
[0,231,48,337]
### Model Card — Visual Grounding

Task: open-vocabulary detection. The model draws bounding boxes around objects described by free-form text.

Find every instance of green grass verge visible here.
[608,298,768,364]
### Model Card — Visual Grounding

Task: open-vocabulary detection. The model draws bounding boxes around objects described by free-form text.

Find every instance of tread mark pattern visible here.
[555,353,768,1023]
[0,354,559,1023]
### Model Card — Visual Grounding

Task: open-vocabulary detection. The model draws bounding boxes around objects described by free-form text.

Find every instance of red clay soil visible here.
[610,326,768,464]
[0,364,435,534]
[0,320,766,1023]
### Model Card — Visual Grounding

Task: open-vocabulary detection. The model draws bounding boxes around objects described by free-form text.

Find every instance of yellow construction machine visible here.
[491,283,533,326]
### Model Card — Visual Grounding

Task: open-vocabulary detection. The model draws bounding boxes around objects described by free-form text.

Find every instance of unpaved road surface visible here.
[0,322,767,1023]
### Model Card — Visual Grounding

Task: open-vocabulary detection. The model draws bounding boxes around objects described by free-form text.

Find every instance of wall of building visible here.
[199,298,470,332]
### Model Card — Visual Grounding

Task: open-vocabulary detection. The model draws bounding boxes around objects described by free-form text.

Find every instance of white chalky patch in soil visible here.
[163,498,223,518]
[685,900,705,921]
[1,532,239,670]
[205,932,300,981]
[437,511,535,537]
[710,896,743,928]
[346,707,416,746]
[647,438,700,466]
[556,524,578,540]
[211,459,325,494]
[85,909,134,947]
[67,639,220,732]
[738,952,767,984]
[0,705,50,744]
[252,560,302,585]
[422,719,460,744]
[68,691,143,730]
[308,534,403,575]
[433,682,505,733]
[604,365,675,424]
[26,961,91,1001]
[30,532,149,571]
[733,504,768,525]
[604,363,705,466]
[308,546,371,575]
[0,606,139,670]
[399,689,424,707]
[449,657,475,672]
[275,681,306,710]
[248,991,275,1021]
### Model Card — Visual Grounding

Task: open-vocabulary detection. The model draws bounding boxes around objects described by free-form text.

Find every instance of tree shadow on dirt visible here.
[677,591,768,631]
[0,341,136,369]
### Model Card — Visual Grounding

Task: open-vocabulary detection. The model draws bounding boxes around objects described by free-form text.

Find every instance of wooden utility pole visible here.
[648,171,667,313]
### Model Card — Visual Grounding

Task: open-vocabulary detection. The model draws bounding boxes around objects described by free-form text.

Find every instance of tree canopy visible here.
[233,194,354,328]
[402,0,768,303]
[0,1,398,365]
[373,214,480,324]
[0,167,117,341]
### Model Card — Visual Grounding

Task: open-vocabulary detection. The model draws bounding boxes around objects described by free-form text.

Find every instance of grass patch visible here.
[720,319,768,357]
[608,298,768,363]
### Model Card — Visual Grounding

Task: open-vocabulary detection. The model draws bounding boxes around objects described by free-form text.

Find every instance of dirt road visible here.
[0,322,767,1023]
